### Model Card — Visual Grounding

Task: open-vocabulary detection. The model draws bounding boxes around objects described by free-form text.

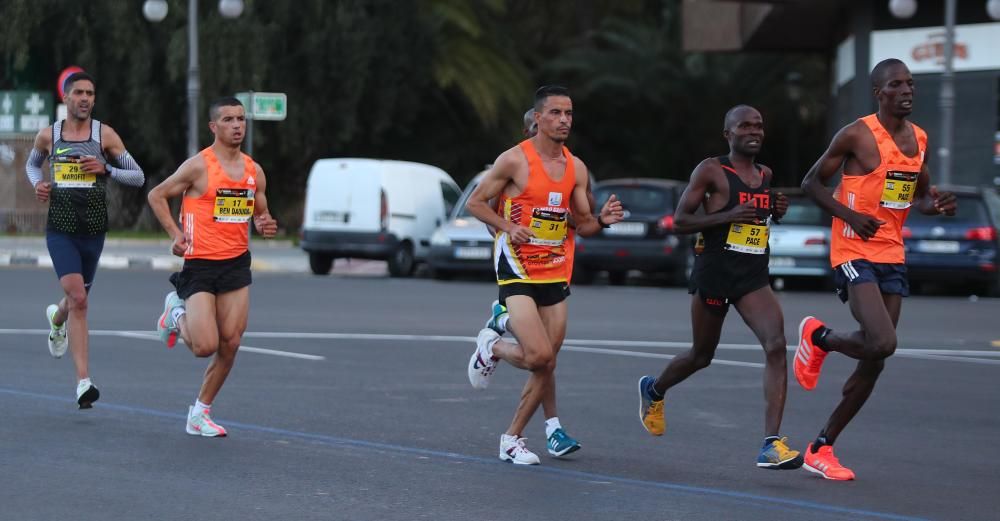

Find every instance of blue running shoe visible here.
[485,299,508,335]
[757,436,804,470]
[546,428,581,457]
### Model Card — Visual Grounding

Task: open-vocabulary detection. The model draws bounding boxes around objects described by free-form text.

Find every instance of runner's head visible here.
[871,58,913,117]
[208,97,246,147]
[533,85,572,144]
[63,72,96,122]
[722,105,764,157]
[522,108,537,138]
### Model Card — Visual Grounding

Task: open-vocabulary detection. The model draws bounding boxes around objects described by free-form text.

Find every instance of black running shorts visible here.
[499,282,570,308]
[169,250,252,299]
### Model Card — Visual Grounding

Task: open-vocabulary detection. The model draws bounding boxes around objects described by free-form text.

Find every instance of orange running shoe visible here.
[794,316,828,390]
[803,443,855,480]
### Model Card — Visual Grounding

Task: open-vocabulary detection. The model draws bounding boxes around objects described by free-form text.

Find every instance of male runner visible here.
[466,86,623,464]
[635,105,802,470]
[25,71,145,408]
[147,97,278,437]
[796,59,956,480]
[483,106,598,459]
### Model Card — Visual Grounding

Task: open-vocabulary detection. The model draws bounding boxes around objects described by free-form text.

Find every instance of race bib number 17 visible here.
[214,188,254,223]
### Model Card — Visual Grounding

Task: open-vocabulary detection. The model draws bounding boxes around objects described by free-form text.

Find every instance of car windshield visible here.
[782,197,827,225]
[595,186,670,214]
[905,194,989,227]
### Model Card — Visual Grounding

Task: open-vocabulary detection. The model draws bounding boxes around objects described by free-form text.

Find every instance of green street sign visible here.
[0,90,53,133]
[235,92,287,121]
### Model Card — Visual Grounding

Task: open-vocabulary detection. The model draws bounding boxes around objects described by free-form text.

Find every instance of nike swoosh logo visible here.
[55,147,73,155]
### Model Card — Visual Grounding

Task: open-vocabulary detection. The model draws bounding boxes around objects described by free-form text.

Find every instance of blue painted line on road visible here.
[0,386,931,521]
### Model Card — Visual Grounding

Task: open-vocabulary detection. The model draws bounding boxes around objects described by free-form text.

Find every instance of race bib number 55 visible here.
[880,171,917,209]
[214,188,254,223]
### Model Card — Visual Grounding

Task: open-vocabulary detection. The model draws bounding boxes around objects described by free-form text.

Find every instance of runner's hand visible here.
[599,194,624,226]
[171,233,190,257]
[504,222,534,244]
[727,200,758,224]
[254,212,278,238]
[772,192,789,220]
[35,181,52,203]
[78,156,108,175]
[930,185,957,216]
[844,210,885,241]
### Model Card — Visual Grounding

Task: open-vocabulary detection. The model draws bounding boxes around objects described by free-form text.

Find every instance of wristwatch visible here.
[597,215,611,228]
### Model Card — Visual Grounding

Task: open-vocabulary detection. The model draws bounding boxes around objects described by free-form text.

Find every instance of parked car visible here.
[574,178,689,285]
[903,186,1000,295]
[767,188,832,283]
[427,170,495,279]
[300,158,462,277]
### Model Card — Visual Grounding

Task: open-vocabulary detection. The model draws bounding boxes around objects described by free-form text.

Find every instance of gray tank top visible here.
[48,119,108,235]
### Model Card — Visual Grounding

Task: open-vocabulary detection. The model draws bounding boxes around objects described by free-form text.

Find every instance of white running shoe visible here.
[76,379,99,409]
[157,291,184,348]
[499,434,540,465]
[468,328,501,390]
[186,406,228,437]
[46,304,68,358]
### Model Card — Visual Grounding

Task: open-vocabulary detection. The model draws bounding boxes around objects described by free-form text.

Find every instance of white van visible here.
[300,158,463,276]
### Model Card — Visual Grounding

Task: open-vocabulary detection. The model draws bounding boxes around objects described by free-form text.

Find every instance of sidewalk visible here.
[0,236,389,275]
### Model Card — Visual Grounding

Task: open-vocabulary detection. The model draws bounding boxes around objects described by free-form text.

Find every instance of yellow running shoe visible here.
[638,376,665,436]
[757,436,804,469]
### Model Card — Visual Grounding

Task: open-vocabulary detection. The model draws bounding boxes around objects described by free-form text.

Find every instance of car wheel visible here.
[572,265,595,285]
[608,270,627,286]
[388,243,416,277]
[309,253,333,275]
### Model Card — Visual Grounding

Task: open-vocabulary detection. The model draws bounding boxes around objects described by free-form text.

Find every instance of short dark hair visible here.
[871,58,907,88]
[723,104,759,130]
[64,72,96,95]
[209,97,244,121]
[533,85,571,112]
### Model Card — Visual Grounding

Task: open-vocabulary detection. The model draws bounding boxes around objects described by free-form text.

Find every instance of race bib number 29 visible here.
[214,188,254,223]
[52,161,96,188]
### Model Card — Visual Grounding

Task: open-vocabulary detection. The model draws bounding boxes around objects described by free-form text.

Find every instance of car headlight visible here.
[430,228,452,246]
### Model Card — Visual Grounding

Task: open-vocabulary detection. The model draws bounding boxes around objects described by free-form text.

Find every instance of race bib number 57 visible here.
[214,188,254,223]
[725,223,769,254]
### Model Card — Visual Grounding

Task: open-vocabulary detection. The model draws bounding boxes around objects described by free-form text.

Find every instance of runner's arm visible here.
[251,163,278,238]
[25,128,51,188]
[98,126,145,187]
[912,162,957,216]
[147,157,201,242]
[466,151,528,240]
[673,159,756,234]
[573,159,621,237]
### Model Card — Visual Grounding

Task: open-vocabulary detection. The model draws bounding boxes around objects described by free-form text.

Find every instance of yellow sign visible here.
[725,223,769,254]
[529,209,567,246]
[881,171,917,209]
[213,188,254,223]
[52,161,95,188]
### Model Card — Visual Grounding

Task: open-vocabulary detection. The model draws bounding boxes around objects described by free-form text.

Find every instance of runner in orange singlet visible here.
[466,86,623,464]
[797,59,956,480]
[147,97,278,437]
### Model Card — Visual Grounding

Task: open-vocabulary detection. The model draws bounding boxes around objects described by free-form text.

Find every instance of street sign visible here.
[235,91,287,121]
[0,90,52,133]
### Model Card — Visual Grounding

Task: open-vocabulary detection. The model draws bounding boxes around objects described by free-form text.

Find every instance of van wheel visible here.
[309,253,334,275]
[572,266,595,285]
[608,270,628,286]
[388,243,415,277]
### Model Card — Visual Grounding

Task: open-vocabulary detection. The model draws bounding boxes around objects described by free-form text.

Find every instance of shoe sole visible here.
[186,426,227,437]
[499,454,539,465]
[757,454,805,470]
[795,316,817,391]
[77,386,99,409]
[802,461,853,480]
[638,376,664,436]
[547,443,581,457]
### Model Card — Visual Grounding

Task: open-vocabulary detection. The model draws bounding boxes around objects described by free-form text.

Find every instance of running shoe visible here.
[499,435,540,465]
[46,304,68,358]
[546,427,581,457]
[186,406,228,437]
[76,380,99,409]
[757,437,804,469]
[803,443,855,480]
[794,316,829,391]
[485,299,508,335]
[637,375,665,436]
[468,328,501,390]
[157,291,184,348]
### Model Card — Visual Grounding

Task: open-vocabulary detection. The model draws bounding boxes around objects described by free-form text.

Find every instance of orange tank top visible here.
[181,147,257,260]
[830,114,927,267]
[494,140,577,285]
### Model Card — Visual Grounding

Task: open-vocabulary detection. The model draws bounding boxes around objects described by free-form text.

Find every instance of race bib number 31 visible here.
[214,188,254,223]
[52,161,96,188]
[528,209,567,246]
[880,171,917,209]
[725,223,769,254]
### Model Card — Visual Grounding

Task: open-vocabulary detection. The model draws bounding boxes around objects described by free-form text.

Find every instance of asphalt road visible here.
[1,267,997,521]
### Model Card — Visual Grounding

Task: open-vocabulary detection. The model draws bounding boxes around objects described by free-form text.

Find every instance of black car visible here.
[903,186,1000,295]
[574,178,689,285]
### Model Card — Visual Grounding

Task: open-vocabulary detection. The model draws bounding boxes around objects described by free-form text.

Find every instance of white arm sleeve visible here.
[107,150,145,187]
[25,148,45,188]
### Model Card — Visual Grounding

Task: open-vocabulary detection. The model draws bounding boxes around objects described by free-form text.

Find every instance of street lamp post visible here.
[143,0,244,157]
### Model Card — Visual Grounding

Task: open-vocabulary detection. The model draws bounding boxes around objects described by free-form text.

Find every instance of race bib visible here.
[880,171,917,209]
[725,222,769,254]
[52,160,95,188]
[528,209,567,246]
[214,188,254,223]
